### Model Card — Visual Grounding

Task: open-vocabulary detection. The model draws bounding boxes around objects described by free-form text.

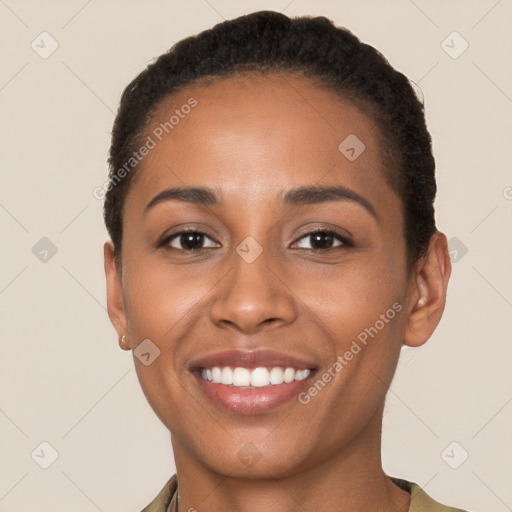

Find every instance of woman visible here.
[103,10,468,512]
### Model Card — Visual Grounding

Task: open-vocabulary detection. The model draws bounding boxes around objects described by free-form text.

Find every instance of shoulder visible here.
[409,482,470,512]
[140,474,472,512]
[139,475,177,512]
[391,477,471,512]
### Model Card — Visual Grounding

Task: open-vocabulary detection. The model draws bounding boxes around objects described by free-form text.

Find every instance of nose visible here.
[209,244,298,335]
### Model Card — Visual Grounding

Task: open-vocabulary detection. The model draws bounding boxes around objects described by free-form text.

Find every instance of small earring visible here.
[121,334,127,346]
[417,296,427,307]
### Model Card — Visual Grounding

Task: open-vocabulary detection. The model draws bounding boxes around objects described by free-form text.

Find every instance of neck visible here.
[170,404,410,512]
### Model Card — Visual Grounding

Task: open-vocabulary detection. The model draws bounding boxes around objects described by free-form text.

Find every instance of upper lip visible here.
[188,350,317,371]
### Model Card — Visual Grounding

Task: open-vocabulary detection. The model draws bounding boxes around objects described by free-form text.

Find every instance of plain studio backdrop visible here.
[0,1,511,511]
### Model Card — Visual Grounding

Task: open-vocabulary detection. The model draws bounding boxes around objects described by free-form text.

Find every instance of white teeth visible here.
[232,367,251,386]
[220,367,233,385]
[251,367,270,387]
[284,367,295,383]
[294,369,311,381]
[200,366,311,387]
[211,367,221,383]
[269,367,284,385]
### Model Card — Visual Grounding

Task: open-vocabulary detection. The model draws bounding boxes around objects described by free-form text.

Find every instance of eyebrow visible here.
[144,185,377,219]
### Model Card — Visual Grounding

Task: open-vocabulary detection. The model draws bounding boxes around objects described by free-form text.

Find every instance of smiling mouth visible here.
[188,349,318,414]
[196,366,312,388]
[192,365,317,414]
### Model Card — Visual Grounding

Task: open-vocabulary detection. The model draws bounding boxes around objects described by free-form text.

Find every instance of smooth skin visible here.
[104,72,451,512]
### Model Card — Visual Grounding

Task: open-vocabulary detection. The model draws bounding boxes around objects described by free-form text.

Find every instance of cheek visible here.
[122,251,213,336]
[121,258,209,428]
[288,261,406,438]
[292,250,407,398]
[296,253,405,337]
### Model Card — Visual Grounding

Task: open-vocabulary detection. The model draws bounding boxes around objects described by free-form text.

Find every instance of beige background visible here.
[1,1,511,511]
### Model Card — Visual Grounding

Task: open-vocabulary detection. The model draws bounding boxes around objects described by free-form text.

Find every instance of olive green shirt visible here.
[140,474,469,511]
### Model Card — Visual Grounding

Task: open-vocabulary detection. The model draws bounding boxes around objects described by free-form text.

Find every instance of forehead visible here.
[125,72,398,216]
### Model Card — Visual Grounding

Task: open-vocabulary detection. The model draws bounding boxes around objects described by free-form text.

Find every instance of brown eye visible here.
[293,229,352,251]
[164,230,219,251]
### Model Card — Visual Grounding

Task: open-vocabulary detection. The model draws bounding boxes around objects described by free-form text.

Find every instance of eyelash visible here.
[159,227,353,253]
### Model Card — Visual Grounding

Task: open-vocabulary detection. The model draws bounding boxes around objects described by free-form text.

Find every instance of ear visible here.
[104,241,130,350]
[403,231,452,347]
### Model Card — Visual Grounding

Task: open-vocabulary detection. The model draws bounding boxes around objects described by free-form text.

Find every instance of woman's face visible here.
[107,72,420,477]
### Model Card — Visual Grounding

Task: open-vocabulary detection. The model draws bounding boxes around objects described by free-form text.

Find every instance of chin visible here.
[196,435,321,480]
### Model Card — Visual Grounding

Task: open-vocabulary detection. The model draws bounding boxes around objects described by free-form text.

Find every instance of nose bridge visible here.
[209,235,296,332]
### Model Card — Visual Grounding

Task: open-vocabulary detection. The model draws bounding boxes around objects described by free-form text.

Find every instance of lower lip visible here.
[194,373,313,414]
